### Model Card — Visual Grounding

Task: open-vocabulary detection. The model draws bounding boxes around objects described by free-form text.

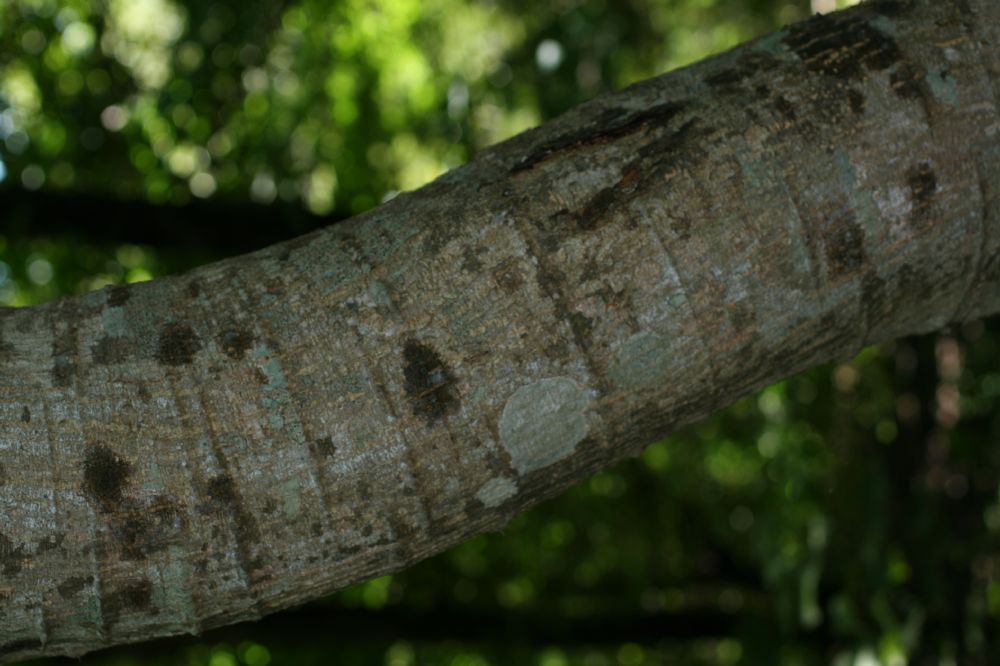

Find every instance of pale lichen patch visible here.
[366,279,394,308]
[498,377,588,474]
[925,68,959,107]
[475,477,517,507]
[101,306,128,337]
[281,479,302,518]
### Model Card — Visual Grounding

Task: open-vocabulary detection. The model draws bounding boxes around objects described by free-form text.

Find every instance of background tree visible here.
[1,0,1000,665]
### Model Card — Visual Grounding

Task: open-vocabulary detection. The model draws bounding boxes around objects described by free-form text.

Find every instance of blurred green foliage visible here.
[4,0,1000,664]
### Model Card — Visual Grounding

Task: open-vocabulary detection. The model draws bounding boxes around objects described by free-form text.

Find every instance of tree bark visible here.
[2,0,999,659]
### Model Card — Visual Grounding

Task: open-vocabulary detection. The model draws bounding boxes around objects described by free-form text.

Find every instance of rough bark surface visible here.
[2,0,999,659]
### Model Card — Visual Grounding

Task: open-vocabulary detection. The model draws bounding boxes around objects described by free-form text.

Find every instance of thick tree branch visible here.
[1,0,999,660]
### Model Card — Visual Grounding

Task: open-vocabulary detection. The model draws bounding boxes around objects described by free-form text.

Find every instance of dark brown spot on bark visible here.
[186,280,202,299]
[907,161,937,218]
[92,335,132,365]
[20,406,30,423]
[576,186,620,231]
[315,436,337,458]
[203,473,264,574]
[569,312,594,341]
[402,340,459,423]
[57,575,93,598]
[821,210,866,276]
[0,462,6,486]
[82,443,132,512]
[218,327,255,360]
[206,474,237,504]
[103,579,154,625]
[117,496,183,560]
[107,285,130,307]
[52,357,76,388]
[0,532,27,576]
[155,322,202,366]
[772,95,797,120]
[847,89,866,114]
[36,532,65,553]
[889,63,926,102]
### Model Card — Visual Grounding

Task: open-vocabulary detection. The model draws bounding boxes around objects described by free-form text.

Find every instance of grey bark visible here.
[2,0,999,659]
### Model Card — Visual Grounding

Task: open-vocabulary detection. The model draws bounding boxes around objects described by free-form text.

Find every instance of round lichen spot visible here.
[608,331,672,390]
[499,377,588,474]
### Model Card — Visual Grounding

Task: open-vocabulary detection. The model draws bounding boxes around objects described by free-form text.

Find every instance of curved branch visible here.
[2,0,999,660]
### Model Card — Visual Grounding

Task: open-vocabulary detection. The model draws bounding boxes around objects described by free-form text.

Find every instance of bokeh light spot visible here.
[535,39,564,72]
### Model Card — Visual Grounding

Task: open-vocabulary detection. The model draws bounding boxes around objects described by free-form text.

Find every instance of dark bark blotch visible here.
[117,496,182,560]
[569,312,594,342]
[107,285,130,307]
[92,335,132,365]
[52,358,76,388]
[20,406,30,423]
[204,473,264,571]
[889,63,927,102]
[218,327,255,361]
[821,210,866,276]
[102,579,154,625]
[82,443,132,512]
[847,89,866,115]
[906,162,937,219]
[57,575,94,599]
[315,436,337,458]
[36,532,65,553]
[402,340,459,423]
[0,532,27,576]
[206,474,238,504]
[155,322,202,366]
[772,95,798,121]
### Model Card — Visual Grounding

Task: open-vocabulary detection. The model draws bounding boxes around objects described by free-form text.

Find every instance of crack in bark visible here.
[511,102,688,173]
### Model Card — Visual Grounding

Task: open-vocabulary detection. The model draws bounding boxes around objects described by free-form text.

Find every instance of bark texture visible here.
[2,0,999,659]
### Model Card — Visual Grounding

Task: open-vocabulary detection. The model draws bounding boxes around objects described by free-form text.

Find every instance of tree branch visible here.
[1,0,998,660]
